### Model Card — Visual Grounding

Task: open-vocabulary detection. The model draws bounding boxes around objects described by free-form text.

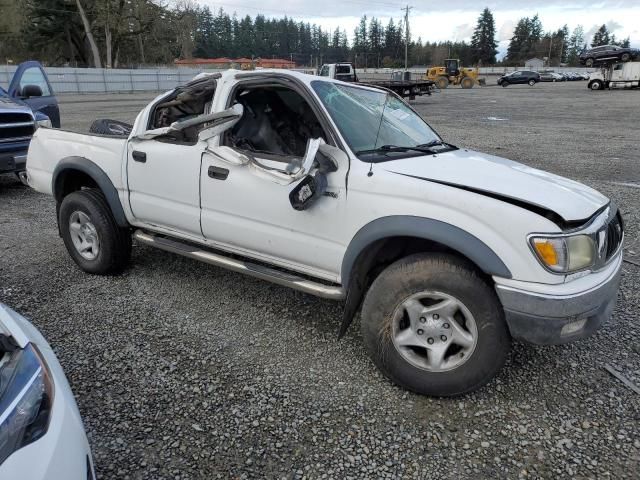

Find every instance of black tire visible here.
[436,76,449,89]
[589,80,603,91]
[360,253,511,397]
[621,53,630,62]
[460,77,474,89]
[59,189,131,274]
[585,58,594,67]
[528,79,536,86]
[501,81,509,88]
[89,119,133,136]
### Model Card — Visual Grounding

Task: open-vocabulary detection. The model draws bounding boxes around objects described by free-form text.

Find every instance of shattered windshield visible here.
[311,80,445,161]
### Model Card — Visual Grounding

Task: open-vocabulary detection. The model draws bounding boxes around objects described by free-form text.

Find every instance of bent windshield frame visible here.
[311,80,444,161]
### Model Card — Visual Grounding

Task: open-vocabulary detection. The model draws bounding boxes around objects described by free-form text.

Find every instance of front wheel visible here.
[585,58,594,67]
[360,253,511,396]
[589,80,603,91]
[528,79,536,86]
[501,81,509,88]
[59,189,131,274]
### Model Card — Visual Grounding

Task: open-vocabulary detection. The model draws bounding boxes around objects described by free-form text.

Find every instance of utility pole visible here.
[548,37,553,66]
[402,5,413,71]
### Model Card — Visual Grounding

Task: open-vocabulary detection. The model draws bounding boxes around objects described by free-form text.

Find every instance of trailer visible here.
[588,62,640,90]
[318,63,435,99]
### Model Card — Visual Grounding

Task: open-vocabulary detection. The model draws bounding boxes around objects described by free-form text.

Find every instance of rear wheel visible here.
[528,79,536,86]
[436,76,449,89]
[621,53,630,62]
[360,253,511,396]
[59,189,131,274]
[460,77,474,89]
[585,58,594,67]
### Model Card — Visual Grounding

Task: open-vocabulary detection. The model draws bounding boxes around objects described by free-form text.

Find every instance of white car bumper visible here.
[0,305,95,480]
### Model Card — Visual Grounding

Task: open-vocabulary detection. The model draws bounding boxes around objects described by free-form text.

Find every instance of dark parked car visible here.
[0,61,59,178]
[497,71,541,87]
[579,45,640,67]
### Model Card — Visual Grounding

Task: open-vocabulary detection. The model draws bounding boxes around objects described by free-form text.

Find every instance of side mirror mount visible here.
[20,85,42,98]
[285,137,322,176]
[316,143,346,173]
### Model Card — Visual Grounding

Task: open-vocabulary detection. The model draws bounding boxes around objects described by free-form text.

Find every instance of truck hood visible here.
[384,149,608,222]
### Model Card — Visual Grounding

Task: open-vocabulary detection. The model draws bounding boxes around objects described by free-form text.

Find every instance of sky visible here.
[198,0,640,58]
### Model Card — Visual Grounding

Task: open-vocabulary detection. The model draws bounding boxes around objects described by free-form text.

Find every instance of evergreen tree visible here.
[591,24,610,47]
[506,18,530,64]
[566,25,585,65]
[470,7,498,64]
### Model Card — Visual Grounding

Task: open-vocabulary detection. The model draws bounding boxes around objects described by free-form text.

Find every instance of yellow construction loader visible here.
[426,59,484,89]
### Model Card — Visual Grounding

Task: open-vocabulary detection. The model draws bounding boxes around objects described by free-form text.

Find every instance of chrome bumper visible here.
[495,254,622,344]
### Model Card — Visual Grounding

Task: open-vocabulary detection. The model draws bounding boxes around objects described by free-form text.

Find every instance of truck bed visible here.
[26,127,126,195]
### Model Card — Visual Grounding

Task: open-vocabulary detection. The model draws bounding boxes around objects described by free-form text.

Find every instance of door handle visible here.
[132,151,147,163]
[208,165,229,180]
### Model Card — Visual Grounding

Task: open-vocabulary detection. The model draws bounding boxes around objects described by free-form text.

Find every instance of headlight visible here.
[35,118,52,129]
[530,234,596,273]
[0,344,53,465]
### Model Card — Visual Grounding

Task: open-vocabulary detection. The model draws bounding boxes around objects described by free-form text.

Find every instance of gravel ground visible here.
[1,81,639,479]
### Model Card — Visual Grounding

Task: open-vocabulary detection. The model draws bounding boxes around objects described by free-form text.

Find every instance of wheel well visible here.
[352,236,491,291]
[338,235,493,338]
[54,169,99,203]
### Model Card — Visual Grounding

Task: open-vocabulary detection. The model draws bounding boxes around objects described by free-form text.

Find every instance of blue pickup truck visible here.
[1,61,60,178]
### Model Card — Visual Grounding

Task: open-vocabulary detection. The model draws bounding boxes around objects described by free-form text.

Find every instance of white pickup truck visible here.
[26,69,623,396]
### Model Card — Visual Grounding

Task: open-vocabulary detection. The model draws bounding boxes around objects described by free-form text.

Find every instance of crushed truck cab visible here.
[26,69,623,396]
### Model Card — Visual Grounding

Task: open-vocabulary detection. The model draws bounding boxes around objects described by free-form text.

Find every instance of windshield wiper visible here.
[356,144,436,155]
[416,140,446,148]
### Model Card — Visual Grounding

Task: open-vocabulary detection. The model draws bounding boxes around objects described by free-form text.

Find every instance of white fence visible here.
[0,65,205,94]
[1,64,596,94]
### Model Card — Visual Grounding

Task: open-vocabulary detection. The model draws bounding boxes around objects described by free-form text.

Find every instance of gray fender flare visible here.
[336,216,511,338]
[341,215,512,286]
[52,156,129,227]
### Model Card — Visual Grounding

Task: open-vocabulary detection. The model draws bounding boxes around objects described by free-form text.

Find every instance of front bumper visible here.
[0,306,95,480]
[0,150,28,174]
[495,252,623,345]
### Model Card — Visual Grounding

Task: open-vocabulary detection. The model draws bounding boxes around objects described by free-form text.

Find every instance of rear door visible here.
[8,61,60,127]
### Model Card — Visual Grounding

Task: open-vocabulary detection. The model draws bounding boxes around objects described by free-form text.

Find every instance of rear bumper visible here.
[495,252,622,345]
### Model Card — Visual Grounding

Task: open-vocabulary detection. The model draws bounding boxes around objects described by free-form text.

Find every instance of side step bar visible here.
[133,230,346,300]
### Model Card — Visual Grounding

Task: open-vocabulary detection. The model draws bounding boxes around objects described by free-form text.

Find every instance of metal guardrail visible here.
[0,65,596,94]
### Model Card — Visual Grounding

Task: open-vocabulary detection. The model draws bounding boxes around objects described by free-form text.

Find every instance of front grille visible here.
[605,211,623,260]
[0,112,35,143]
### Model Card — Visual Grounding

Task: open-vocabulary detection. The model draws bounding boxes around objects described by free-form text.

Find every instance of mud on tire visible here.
[360,253,511,396]
[59,189,131,274]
